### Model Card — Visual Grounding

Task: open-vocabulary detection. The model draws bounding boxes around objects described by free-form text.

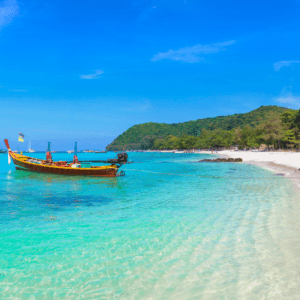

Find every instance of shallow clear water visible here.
[0,152,300,299]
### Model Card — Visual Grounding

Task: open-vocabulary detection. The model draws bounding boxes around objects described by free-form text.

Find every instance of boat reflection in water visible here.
[4,169,125,213]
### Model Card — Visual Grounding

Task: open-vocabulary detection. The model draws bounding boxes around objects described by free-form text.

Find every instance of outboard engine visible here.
[107,152,128,165]
[117,152,128,164]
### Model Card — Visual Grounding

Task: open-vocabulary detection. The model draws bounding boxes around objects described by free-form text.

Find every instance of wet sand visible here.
[246,161,300,189]
[216,150,300,190]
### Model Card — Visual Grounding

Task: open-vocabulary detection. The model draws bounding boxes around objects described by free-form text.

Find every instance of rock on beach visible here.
[199,158,243,163]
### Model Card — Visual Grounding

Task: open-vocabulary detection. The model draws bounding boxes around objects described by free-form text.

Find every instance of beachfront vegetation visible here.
[106,105,300,151]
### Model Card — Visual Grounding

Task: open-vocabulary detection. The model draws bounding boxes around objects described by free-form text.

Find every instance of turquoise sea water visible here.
[0,152,300,299]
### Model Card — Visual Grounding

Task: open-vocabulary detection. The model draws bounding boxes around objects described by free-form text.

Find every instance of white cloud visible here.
[0,0,19,27]
[10,89,27,92]
[151,40,236,63]
[273,60,300,71]
[80,69,104,80]
[276,95,300,109]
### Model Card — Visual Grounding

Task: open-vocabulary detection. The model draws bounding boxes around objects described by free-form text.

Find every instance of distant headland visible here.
[106,105,298,151]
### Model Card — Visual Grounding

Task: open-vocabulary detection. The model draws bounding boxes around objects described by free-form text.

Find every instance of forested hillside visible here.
[106,106,290,150]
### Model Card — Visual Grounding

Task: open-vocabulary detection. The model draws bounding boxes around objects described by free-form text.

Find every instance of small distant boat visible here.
[4,139,128,177]
[28,141,35,153]
[67,150,74,154]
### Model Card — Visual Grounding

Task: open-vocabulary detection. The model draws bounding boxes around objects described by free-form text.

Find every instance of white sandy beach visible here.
[214,150,300,188]
[152,149,300,187]
[221,150,300,169]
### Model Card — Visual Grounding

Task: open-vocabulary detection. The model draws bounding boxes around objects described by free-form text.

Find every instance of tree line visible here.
[106,106,293,151]
[144,110,300,150]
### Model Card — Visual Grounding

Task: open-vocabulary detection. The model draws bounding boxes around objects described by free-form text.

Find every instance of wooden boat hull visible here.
[9,152,119,177]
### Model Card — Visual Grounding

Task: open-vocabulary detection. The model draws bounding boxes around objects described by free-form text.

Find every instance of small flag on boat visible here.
[18,133,24,142]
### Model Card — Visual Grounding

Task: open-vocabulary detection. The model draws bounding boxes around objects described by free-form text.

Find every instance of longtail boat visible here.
[4,139,128,177]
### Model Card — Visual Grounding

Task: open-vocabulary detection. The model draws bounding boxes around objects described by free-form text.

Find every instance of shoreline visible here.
[215,150,300,189]
[145,149,300,189]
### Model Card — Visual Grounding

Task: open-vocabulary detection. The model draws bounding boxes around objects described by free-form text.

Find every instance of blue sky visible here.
[1,0,300,150]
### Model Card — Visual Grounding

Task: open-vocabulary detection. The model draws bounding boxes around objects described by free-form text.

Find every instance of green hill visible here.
[106,106,290,151]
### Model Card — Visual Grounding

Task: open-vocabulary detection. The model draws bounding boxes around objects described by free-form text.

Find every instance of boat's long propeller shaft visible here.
[67,153,129,165]
[65,160,111,163]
